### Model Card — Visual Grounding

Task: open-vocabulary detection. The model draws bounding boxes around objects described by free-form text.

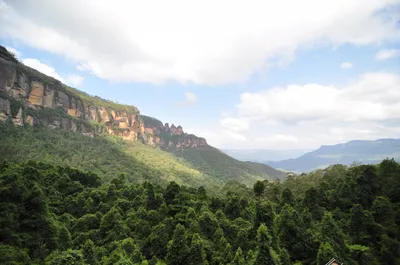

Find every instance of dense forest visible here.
[1,158,399,264]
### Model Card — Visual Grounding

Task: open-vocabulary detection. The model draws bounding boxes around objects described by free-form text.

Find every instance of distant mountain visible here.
[222,149,310,162]
[266,139,400,173]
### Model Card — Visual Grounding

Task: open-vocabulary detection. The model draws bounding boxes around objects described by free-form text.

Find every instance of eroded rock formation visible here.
[0,46,208,150]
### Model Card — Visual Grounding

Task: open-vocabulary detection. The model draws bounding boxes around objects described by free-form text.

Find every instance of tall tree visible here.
[164,181,180,205]
[320,212,347,259]
[253,181,265,197]
[254,224,276,265]
[188,233,208,265]
[281,188,295,206]
[316,242,337,265]
[166,224,189,265]
[348,204,364,244]
[231,247,246,265]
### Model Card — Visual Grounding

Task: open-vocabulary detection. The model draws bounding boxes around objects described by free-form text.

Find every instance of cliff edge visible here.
[0,45,207,150]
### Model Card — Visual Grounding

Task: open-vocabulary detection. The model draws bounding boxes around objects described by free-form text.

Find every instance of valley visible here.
[0,2,399,262]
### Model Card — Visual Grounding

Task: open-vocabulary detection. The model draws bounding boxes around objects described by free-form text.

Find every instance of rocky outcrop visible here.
[0,46,142,140]
[0,45,208,150]
[0,97,10,122]
[141,115,208,150]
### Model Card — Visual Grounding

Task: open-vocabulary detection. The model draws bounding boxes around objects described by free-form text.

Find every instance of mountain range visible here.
[265,138,400,173]
[0,45,286,189]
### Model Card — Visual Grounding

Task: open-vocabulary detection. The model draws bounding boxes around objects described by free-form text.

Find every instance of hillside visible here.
[266,138,400,173]
[0,123,221,189]
[0,45,285,186]
[173,147,287,186]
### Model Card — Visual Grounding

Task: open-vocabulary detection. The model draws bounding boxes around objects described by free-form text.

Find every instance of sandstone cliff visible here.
[141,115,208,149]
[0,45,208,150]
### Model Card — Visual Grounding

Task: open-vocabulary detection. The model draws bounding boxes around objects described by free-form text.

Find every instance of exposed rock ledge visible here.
[0,45,208,150]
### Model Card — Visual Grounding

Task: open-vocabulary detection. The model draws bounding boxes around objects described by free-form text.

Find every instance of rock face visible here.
[0,54,143,140]
[0,45,208,150]
[141,115,208,150]
[0,97,10,122]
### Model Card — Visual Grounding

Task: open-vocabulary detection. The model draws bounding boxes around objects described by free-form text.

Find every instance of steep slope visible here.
[0,45,285,186]
[0,122,221,189]
[267,138,400,173]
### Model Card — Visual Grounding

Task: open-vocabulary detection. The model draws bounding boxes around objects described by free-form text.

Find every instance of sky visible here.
[1,0,400,150]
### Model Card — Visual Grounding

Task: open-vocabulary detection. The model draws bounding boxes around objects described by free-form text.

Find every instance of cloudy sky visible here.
[1,0,400,150]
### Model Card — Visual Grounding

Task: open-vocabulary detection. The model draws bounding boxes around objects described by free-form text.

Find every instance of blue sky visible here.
[1,0,400,150]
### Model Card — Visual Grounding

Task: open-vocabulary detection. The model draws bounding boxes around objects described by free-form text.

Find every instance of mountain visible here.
[222,149,310,162]
[266,138,400,173]
[0,45,285,187]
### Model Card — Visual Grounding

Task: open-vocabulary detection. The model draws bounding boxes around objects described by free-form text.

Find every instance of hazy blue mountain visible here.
[265,138,400,173]
[222,149,310,162]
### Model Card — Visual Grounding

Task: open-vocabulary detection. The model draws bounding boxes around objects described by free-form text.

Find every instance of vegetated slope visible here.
[139,114,287,185]
[173,146,287,186]
[266,138,400,173]
[0,123,222,190]
[0,120,284,188]
[1,159,399,264]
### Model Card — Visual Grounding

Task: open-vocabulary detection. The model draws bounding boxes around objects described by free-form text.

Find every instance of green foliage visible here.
[253,180,265,196]
[45,249,85,265]
[231,247,246,265]
[316,242,337,265]
[166,224,189,265]
[0,159,399,264]
[254,224,277,265]
[0,244,31,265]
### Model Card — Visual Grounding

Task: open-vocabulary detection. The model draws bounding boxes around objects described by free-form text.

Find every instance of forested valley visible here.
[1,158,399,265]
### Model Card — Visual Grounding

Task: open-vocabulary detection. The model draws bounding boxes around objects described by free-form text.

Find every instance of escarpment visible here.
[0,45,208,149]
[141,115,208,149]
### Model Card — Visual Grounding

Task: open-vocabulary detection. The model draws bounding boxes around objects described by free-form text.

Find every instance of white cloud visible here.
[340,62,353,69]
[213,71,400,149]
[256,134,299,143]
[5,46,21,57]
[237,72,400,124]
[195,129,248,148]
[220,117,249,132]
[375,48,400,60]
[22,58,84,87]
[255,134,299,149]
[0,0,399,85]
[176,92,197,106]
[22,58,64,81]
[65,74,84,86]
[184,92,197,104]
